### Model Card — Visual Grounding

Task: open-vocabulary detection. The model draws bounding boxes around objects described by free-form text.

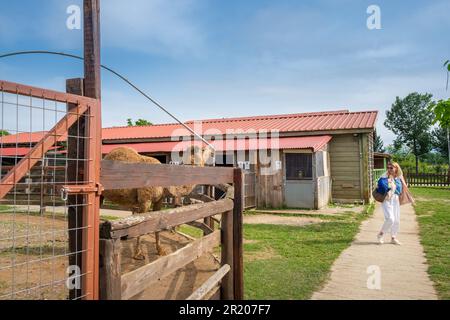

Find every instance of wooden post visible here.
[233,168,244,299]
[83,0,102,300]
[204,185,215,233]
[220,210,234,300]
[99,238,122,300]
[66,78,85,300]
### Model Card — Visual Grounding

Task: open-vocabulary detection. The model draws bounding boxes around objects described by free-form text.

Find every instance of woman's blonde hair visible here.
[387,161,403,178]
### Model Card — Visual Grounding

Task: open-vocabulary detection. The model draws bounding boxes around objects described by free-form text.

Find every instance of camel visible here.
[102,145,214,260]
[102,147,165,259]
[165,145,214,206]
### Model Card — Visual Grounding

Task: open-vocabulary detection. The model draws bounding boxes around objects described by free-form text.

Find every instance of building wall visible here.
[328,133,373,203]
[329,134,362,202]
[362,132,374,202]
[255,147,332,209]
[314,146,331,208]
[256,150,283,208]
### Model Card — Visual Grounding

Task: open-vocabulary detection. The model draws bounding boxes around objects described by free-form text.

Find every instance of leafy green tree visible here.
[432,126,449,161]
[0,130,9,136]
[384,93,435,173]
[431,98,450,128]
[373,129,385,153]
[428,60,450,175]
[126,118,153,126]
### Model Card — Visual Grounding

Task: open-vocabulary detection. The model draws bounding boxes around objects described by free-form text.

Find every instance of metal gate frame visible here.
[0,80,101,299]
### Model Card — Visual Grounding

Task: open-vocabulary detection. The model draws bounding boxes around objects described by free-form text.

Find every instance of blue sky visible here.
[1,0,449,145]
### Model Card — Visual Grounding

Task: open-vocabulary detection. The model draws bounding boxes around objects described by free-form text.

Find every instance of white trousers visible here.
[381,194,400,237]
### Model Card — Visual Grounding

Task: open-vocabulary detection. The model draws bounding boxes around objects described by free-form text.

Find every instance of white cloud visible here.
[102,0,206,58]
[354,44,411,60]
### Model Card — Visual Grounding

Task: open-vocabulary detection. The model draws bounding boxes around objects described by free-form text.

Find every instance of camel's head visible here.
[182,145,214,166]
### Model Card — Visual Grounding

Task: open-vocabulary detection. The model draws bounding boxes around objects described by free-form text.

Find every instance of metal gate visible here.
[0,80,100,300]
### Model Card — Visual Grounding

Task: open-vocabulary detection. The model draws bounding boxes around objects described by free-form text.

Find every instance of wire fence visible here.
[0,81,98,300]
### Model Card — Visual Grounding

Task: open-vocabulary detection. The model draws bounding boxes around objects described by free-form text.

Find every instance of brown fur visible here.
[102,146,213,258]
[165,146,213,204]
[102,147,166,258]
[103,147,164,212]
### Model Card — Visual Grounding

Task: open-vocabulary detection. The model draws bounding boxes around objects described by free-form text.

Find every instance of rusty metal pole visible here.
[83,0,101,300]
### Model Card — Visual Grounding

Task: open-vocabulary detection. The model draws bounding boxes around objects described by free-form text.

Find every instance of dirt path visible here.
[244,214,322,226]
[250,205,364,217]
[311,203,437,300]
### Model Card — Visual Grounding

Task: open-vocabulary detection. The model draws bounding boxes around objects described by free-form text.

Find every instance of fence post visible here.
[220,210,234,300]
[233,168,244,300]
[99,238,122,300]
[66,78,85,300]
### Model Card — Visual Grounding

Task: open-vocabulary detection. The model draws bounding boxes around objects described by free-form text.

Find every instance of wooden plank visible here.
[121,230,221,300]
[221,211,233,300]
[0,103,89,199]
[100,160,234,189]
[99,238,121,300]
[233,168,244,300]
[0,80,97,106]
[101,198,233,239]
[186,264,230,300]
[187,220,214,235]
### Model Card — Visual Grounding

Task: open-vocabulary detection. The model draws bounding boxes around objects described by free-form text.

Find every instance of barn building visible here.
[101,109,378,209]
[1,109,378,209]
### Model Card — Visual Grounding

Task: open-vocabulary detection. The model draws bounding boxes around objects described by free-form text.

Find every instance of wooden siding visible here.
[329,134,362,202]
[256,150,283,208]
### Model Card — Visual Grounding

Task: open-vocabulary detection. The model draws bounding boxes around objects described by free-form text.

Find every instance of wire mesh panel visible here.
[0,81,100,300]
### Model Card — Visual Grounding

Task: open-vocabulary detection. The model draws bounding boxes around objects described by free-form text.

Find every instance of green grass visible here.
[178,224,204,239]
[410,187,450,300]
[243,203,374,299]
[100,215,121,221]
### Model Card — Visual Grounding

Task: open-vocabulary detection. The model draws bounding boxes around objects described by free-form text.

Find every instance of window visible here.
[285,153,312,180]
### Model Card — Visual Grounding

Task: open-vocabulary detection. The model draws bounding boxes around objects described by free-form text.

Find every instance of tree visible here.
[0,130,9,136]
[431,98,450,128]
[373,129,385,153]
[127,118,153,126]
[384,92,435,174]
[428,60,450,175]
[432,126,449,161]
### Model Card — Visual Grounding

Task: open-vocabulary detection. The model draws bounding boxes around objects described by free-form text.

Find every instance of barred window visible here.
[285,153,313,180]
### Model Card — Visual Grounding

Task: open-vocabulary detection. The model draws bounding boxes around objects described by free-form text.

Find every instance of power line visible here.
[0,50,214,150]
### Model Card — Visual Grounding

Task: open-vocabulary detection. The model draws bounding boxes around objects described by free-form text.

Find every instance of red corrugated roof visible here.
[1,110,377,145]
[0,147,33,157]
[1,131,66,145]
[0,146,65,157]
[102,135,332,154]
[102,110,377,141]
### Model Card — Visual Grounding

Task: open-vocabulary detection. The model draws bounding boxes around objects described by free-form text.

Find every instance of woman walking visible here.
[376,162,407,245]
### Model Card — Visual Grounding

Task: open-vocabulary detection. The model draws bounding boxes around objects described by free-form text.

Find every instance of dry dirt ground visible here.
[243,214,322,226]
[249,205,365,217]
[0,209,219,300]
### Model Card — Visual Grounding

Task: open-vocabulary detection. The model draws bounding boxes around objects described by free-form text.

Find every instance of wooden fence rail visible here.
[404,172,450,187]
[99,162,244,300]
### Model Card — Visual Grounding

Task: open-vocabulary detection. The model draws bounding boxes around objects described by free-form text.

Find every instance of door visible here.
[284,152,314,208]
